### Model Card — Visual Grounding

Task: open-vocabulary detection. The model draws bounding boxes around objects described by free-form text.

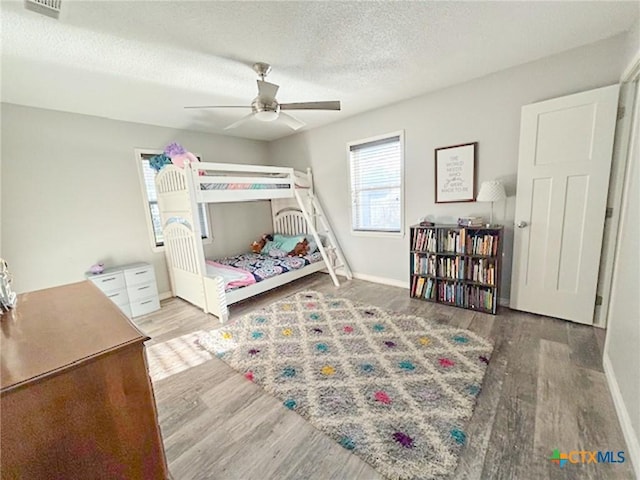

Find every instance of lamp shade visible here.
[476,181,506,202]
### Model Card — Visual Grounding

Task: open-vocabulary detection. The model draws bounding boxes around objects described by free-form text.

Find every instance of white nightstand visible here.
[86,262,160,318]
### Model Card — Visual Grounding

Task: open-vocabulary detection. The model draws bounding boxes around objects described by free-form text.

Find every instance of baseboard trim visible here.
[603,353,640,478]
[351,272,409,289]
[498,297,510,307]
[159,291,173,301]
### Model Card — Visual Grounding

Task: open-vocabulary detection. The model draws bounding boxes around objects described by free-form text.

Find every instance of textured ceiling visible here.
[1,1,638,141]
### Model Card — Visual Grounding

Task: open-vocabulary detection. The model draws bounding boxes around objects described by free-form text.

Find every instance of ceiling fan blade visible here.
[224,113,255,130]
[184,105,250,109]
[279,101,341,111]
[257,80,279,100]
[278,112,306,130]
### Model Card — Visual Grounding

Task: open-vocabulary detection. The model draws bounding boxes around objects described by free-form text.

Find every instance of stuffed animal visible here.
[164,142,199,169]
[89,263,105,274]
[251,234,273,253]
[149,153,172,172]
[289,238,310,257]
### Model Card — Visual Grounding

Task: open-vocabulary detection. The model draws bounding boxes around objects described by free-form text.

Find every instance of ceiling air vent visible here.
[24,0,61,19]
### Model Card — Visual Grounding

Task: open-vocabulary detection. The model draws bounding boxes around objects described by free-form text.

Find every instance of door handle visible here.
[517,221,528,228]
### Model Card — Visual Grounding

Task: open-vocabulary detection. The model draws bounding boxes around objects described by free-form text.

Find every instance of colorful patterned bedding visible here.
[214,251,323,285]
[201,183,291,190]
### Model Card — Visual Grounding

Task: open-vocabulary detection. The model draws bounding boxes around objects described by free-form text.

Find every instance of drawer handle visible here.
[102,277,117,282]
[141,300,153,305]
[108,293,120,298]
[135,270,148,275]
[138,285,150,291]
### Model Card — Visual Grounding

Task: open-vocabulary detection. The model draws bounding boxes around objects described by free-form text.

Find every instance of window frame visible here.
[346,131,405,238]
[134,148,213,253]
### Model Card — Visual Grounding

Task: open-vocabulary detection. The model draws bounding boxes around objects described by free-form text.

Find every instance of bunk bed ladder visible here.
[294,189,353,286]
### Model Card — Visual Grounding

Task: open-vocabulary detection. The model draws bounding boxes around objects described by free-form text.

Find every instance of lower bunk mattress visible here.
[205,252,323,291]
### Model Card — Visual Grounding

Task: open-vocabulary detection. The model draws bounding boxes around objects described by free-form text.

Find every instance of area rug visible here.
[196,291,493,480]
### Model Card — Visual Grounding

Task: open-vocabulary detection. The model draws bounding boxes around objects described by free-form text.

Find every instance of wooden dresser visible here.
[0,281,168,480]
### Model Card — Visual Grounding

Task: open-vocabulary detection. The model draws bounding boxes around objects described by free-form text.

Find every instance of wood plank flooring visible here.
[134,273,633,480]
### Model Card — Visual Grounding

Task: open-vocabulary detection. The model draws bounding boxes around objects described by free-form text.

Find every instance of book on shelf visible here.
[457,217,485,227]
[412,228,436,252]
[438,229,465,253]
[466,233,500,257]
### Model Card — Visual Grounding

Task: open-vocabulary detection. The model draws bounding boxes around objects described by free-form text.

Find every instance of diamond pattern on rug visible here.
[197,291,493,480]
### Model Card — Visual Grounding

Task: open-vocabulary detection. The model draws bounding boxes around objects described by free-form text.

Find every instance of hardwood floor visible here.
[134,273,633,480]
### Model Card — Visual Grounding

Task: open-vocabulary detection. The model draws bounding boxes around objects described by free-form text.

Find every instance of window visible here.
[136,150,210,250]
[349,132,403,234]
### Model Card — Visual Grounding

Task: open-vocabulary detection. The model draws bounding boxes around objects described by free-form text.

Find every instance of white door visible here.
[510,85,619,324]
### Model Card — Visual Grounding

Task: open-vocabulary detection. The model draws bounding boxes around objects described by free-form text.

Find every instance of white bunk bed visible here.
[155,161,351,322]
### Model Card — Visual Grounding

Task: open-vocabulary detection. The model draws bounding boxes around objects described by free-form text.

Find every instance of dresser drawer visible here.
[90,272,126,293]
[130,296,160,317]
[124,266,156,287]
[104,288,130,307]
[128,282,158,302]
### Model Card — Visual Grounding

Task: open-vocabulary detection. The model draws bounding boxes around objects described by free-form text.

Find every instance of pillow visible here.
[270,234,306,253]
[260,240,278,255]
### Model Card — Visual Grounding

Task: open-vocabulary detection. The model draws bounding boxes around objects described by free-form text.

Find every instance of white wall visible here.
[623,19,640,73]
[604,60,640,476]
[267,34,628,299]
[1,103,272,294]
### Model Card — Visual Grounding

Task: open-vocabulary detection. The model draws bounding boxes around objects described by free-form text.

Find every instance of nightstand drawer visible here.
[124,266,156,286]
[90,272,125,293]
[104,288,129,307]
[128,282,158,302]
[130,296,160,317]
[120,304,132,318]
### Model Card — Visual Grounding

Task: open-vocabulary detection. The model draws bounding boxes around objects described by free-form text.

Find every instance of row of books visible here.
[412,227,500,257]
[436,282,496,312]
[410,276,436,300]
[439,229,465,253]
[466,234,499,256]
[466,258,496,286]
[437,256,463,279]
[411,259,496,286]
[412,254,437,276]
[412,228,436,252]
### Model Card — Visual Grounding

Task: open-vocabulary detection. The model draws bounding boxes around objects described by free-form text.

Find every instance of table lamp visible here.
[476,180,506,225]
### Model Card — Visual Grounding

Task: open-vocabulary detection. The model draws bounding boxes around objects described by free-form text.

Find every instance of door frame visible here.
[594,52,640,328]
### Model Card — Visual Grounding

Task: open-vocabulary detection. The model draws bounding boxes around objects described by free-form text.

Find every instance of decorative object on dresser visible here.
[0,259,17,313]
[475,180,507,225]
[86,262,160,318]
[0,282,168,479]
[410,224,503,314]
[435,142,477,203]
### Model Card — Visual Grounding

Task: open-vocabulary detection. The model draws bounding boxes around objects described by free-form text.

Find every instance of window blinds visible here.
[349,135,402,232]
[141,157,209,246]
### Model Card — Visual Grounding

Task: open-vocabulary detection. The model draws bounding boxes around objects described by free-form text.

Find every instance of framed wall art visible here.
[434,142,477,203]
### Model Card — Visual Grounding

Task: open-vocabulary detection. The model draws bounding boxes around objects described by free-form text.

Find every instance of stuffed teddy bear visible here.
[251,234,273,253]
[288,238,310,257]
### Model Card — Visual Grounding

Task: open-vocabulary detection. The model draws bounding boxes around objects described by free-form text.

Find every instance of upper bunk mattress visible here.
[212,251,323,285]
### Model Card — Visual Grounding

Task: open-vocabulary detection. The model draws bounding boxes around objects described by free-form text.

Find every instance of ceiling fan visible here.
[185,62,341,131]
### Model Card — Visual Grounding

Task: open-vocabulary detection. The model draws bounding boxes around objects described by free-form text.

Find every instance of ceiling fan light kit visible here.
[186,62,341,130]
[254,110,278,122]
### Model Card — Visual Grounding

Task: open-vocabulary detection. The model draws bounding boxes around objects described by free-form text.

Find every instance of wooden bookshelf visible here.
[409,224,503,314]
